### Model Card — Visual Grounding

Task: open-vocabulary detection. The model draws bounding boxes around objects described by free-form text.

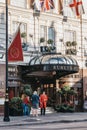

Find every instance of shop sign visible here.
[43,65,79,71]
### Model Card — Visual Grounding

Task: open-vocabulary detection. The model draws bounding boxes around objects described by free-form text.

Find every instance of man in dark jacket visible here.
[31,91,39,117]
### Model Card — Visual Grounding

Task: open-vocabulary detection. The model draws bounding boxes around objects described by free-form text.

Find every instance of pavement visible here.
[1,112,87,127]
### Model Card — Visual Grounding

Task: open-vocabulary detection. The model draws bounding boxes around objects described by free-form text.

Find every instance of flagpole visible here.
[3,0,10,122]
[33,12,36,50]
[80,15,84,112]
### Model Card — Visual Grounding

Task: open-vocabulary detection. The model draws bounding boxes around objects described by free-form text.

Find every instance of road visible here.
[0,121,87,130]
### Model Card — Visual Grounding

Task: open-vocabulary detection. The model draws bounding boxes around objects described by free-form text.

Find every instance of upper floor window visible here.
[40,26,55,43]
[64,30,76,42]
[48,27,55,42]
[40,25,47,41]
[64,0,69,6]
[12,21,27,51]
[0,0,5,3]
[12,21,27,34]
[10,0,27,8]
[64,30,77,55]
[11,21,27,44]
[0,12,5,24]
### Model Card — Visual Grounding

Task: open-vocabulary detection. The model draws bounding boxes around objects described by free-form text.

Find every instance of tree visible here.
[23,84,33,97]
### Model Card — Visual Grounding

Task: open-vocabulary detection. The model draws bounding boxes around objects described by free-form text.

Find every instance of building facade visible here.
[0,0,87,112]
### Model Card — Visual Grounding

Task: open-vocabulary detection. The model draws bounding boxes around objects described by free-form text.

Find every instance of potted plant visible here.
[66,49,77,55]
[21,32,27,38]
[9,97,23,116]
[66,41,72,47]
[47,39,53,45]
[71,49,77,55]
[71,41,77,46]
[54,86,76,113]
[40,37,48,53]
[68,105,75,112]
[21,32,27,51]
[47,39,56,53]
[40,37,45,43]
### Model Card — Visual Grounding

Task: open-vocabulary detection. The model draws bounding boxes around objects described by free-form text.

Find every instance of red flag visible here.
[8,27,23,62]
[69,0,84,17]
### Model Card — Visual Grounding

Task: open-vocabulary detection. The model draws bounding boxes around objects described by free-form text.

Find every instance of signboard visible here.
[43,65,79,72]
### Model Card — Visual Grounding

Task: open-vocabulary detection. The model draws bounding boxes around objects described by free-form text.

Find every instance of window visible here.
[10,0,27,8]
[85,59,87,67]
[0,0,5,3]
[12,21,27,44]
[0,12,5,47]
[65,30,77,55]
[12,21,27,34]
[12,21,19,33]
[0,12,5,28]
[40,25,47,40]
[48,27,55,42]
[64,30,76,42]
[64,0,68,6]
[40,26,55,45]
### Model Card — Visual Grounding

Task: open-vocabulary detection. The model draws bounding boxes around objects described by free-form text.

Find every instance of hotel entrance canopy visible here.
[21,53,79,81]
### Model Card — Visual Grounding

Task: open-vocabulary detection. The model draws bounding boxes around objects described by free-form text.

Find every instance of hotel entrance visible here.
[21,53,80,111]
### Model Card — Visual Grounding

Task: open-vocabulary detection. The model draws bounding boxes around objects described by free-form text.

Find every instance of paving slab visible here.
[0,113,87,127]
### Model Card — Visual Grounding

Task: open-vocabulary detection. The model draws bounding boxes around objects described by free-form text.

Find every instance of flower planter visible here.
[9,108,23,116]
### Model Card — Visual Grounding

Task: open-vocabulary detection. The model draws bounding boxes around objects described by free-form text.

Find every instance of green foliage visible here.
[40,37,45,43]
[66,41,77,46]
[57,90,63,95]
[9,97,23,110]
[63,86,70,91]
[9,97,23,116]
[47,39,53,44]
[66,49,77,55]
[66,41,72,46]
[71,41,77,46]
[55,86,77,113]
[68,89,77,95]
[23,84,32,96]
[54,104,75,112]
[21,32,27,38]
[57,86,76,96]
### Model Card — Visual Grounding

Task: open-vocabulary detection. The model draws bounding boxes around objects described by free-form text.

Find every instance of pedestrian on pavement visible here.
[40,91,48,115]
[22,94,31,116]
[31,91,39,117]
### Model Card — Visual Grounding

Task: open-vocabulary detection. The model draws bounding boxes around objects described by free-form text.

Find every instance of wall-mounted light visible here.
[52,71,56,75]
[29,34,33,38]
[59,39,63,42]
[84,37,87,41]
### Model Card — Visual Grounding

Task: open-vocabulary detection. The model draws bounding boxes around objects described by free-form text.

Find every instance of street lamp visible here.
[3,0,10,122]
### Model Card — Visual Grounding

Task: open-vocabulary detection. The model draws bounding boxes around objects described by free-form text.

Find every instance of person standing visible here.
[40,91,48,115]
[31,91,39,117]
[22,94,31,116]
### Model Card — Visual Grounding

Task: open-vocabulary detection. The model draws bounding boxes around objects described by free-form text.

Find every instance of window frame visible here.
[10,0,27,8]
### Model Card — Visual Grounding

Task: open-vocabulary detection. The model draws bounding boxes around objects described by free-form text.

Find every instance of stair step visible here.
[30,107,55,115]
[38,107,55,114]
